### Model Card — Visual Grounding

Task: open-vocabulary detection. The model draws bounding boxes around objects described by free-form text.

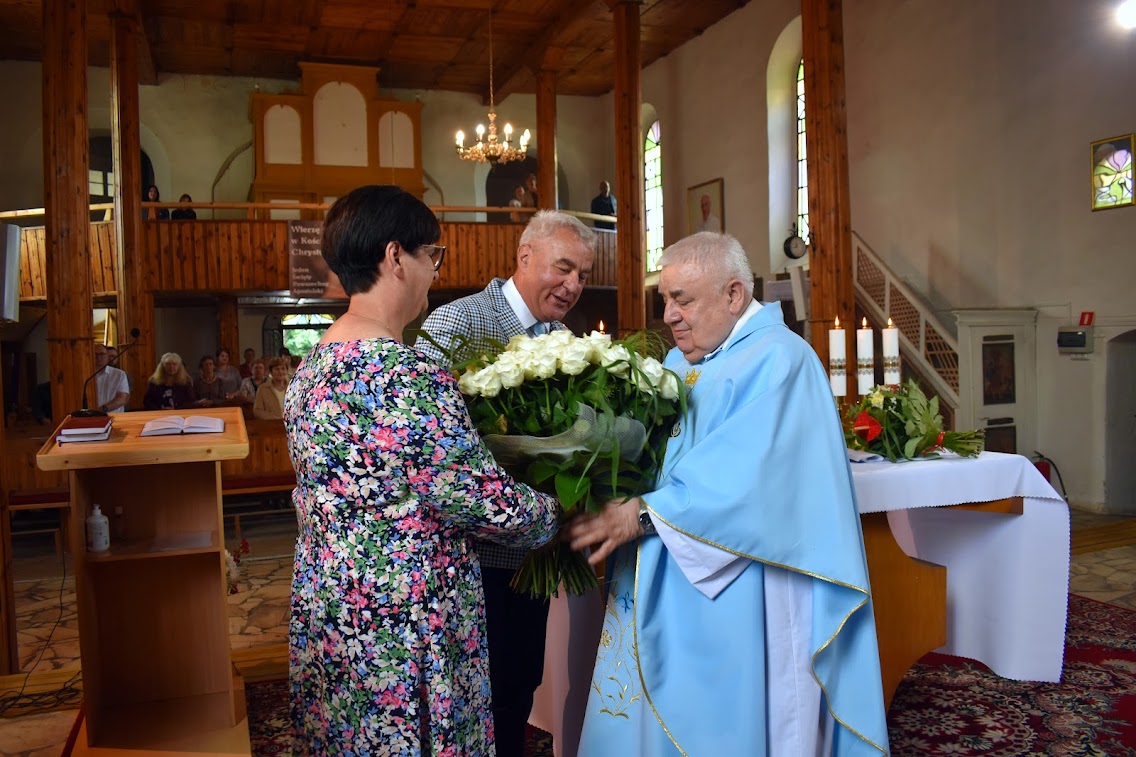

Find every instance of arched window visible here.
[88,135,155,213]
[644,120,663,272]
[264,313,336,359]
[796,60,810,245]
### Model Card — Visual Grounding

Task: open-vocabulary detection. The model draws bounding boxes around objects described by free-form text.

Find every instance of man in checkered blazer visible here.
[416,210,596,757]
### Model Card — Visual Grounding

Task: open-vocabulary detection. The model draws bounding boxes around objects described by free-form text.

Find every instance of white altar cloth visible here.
[530,451,1070,754]
[852,451,1070,683]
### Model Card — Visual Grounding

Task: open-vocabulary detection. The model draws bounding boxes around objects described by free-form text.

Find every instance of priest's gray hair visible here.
[659,232,754,299]
[519,210,597,251]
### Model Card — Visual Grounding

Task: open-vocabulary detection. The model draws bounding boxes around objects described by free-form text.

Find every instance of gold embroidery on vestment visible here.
[592,552,642,719]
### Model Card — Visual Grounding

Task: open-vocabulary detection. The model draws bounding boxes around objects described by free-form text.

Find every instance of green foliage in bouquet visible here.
[457,329,685,598]
[844,379,985,463]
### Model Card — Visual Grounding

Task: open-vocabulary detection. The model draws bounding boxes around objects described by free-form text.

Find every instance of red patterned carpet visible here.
[250,595,1136,755]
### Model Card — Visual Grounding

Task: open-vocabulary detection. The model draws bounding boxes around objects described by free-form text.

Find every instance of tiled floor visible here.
[2,508,1134,755]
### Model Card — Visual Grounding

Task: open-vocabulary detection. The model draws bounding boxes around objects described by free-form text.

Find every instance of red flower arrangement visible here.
[844,380,984,462]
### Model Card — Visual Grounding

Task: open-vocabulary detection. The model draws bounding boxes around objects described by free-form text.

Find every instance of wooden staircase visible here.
[852,231,961,425]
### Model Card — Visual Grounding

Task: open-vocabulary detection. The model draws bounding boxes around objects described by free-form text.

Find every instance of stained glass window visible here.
[796,59,810,244]
[1092,136,1134,210]
[645,120,664,272]
[280,313,334,356]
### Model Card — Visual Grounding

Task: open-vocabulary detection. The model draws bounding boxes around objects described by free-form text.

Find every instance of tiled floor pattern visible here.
[2,508,1135,755]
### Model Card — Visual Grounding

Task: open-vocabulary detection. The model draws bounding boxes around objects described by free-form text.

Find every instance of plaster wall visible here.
[842,0,1136,508]
[638,0,800,281]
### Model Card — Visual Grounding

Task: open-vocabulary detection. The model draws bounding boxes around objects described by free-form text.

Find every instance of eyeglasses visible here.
[418,244,446,271]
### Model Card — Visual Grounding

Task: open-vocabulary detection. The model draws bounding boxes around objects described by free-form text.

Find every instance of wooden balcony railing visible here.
[11,205,619,299]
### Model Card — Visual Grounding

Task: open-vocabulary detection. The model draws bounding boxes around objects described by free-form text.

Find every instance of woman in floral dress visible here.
[285,185,560,755]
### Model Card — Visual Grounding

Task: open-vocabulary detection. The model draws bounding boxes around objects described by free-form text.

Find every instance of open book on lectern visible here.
[139,415,225,437]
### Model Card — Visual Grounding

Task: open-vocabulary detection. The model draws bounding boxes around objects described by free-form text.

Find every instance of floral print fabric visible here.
[284,339,559,755]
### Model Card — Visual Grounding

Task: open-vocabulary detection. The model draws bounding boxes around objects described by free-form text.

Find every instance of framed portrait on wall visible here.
[1090,134,1134,210]
[686,179,724,235]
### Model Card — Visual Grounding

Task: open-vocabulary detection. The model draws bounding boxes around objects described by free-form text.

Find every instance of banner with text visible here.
[289,220,346,299]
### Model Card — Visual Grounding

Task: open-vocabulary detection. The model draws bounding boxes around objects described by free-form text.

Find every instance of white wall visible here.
[842,0,1136,509]
[154,307,217,371]
[638,0,800,281]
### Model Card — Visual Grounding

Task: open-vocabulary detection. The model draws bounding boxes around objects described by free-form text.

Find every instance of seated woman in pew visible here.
[236,358,268,407]
[193,354,227,407]
[252,357,290,420]
[215,347,244,399]
[143,352,197,410]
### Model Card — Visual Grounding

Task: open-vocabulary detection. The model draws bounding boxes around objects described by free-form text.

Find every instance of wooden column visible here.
[802,0,855,396]
[110,12,154,404]
[43,0,92,420]
[611,0,645,334]
[0,377,16,672]
[535,69,558,209]
[218,296,239,360]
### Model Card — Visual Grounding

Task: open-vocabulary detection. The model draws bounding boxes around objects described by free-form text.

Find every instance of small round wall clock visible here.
[783,233,807,259]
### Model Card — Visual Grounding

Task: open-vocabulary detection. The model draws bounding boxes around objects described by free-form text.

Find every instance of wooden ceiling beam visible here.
[492,0,600,103]
[424,7,495,93]
[0,0,748,95]
[306,0,410,70]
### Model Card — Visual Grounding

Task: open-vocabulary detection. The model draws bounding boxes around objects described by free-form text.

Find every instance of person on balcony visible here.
[590,180,617,230]
[143,185,169,220]
[170,193,197,220]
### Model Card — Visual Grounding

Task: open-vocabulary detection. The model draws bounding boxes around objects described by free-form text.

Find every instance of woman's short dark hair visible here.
[321,185,441,296]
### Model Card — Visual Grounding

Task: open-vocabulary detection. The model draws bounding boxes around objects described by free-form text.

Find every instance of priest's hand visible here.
[565,496,643,566]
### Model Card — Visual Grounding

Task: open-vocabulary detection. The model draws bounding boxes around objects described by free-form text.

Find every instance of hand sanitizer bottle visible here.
[86,505,110,553]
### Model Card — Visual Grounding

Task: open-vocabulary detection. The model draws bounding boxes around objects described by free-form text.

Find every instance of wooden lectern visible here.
[37,407,251,753]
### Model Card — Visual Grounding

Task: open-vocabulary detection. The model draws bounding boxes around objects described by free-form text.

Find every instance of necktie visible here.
[530,322,548,336]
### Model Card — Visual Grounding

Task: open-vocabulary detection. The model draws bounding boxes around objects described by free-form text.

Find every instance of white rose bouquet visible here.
[457,329,684,598]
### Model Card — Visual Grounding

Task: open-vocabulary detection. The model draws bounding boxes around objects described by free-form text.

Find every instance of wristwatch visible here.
[638,502,656,536]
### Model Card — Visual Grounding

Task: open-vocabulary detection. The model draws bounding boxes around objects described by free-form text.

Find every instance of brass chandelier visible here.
[455,7,529,164]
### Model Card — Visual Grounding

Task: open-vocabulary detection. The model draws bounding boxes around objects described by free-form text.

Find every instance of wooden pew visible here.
[218,418,296,541]
[3,417,298,571]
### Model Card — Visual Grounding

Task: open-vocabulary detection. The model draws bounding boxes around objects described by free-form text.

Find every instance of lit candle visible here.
[504,123,513,142]
[856,317,874,396]
[882,317,900,386]
[597,320,606,334]
[455,131,464,148]
[521,129,531,147]
[828,315,846,397]
[476,123,485,141]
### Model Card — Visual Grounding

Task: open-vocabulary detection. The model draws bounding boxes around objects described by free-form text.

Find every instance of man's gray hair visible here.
[519,210,597,251]
[659,232,754,298]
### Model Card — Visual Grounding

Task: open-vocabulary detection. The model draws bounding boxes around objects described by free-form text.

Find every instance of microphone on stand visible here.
[74,328,142,418]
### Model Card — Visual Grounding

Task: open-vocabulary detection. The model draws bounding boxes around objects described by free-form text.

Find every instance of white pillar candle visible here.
[828,316,846,397]
[856,317,875,396]
[882,317,901,385]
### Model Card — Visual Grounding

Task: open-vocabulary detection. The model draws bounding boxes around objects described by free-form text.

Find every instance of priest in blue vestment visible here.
[566,232,890,756]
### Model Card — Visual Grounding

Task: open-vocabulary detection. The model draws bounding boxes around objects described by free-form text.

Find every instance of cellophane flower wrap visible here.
[457,329,684,598]
[844,379,984,462]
